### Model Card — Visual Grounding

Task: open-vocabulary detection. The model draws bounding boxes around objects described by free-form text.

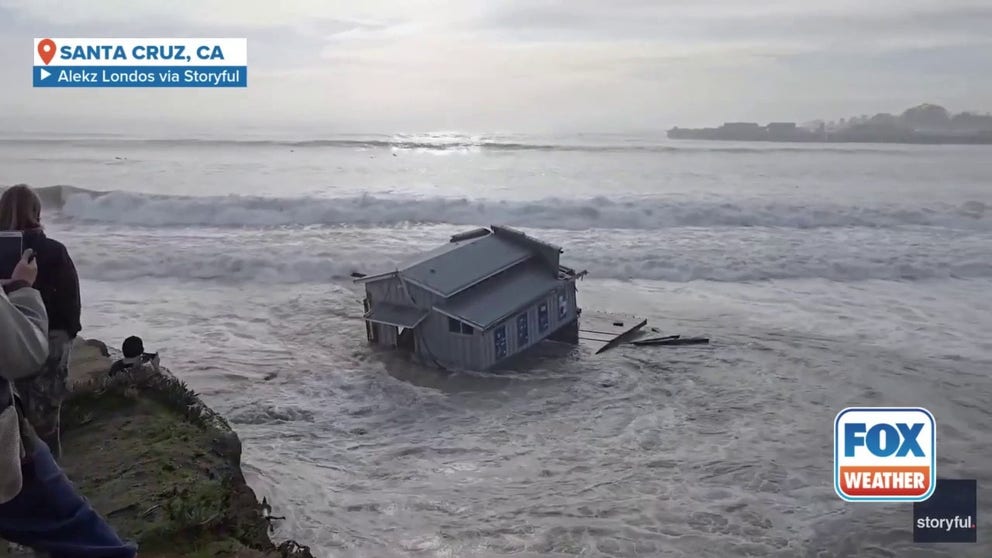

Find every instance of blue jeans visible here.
[0,440,137,557]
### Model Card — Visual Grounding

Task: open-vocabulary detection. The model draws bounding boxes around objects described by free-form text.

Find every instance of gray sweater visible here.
[0,285,49,503]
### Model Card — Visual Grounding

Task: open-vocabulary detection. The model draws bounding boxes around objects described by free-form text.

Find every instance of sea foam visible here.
[41,186,992,232]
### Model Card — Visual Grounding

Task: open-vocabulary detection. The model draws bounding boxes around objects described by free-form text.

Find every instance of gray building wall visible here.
[365,274,578,371]
[556,280,578,328]
[365,275,440,308]
[417,311,483,369]
[401,280,442,308]
[364,277,406,306]
[477,279,578,369]
[365,276,439,354]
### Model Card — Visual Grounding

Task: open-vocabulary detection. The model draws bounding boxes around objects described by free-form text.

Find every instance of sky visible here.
[0,0,990,135]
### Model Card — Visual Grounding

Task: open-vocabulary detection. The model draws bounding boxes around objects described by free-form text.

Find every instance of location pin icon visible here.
[37,39,56,65]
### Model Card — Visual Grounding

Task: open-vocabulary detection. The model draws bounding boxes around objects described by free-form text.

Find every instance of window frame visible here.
[516,312,529,347]
[448,317,475,335]
[537,301,549,332]
[494,324,508,359]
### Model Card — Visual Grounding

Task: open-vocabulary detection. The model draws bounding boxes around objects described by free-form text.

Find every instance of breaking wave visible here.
[73,239,992,284]
[38,186,992,231]
[76,251,390,284]
[0,136,929,155]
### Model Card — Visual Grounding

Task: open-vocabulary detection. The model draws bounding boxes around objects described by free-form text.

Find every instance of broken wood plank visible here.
[595,319,647,354]
[578,310,649,354]
[633,337,709,347]
[631,334,680,345]
[583,329,640,336]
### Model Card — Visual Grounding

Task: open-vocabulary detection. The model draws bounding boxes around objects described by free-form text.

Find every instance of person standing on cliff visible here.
[0,185,81,460]
[0,250,136,557]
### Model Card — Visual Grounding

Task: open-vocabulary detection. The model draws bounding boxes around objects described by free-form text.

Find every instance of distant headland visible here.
[668,104,992,145]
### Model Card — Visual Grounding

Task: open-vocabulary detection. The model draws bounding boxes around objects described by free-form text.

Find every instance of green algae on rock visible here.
[60,341,314,558]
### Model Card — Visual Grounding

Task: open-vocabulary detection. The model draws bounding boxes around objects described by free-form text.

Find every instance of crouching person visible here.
[0,251,136,557]
[109,336,159,377]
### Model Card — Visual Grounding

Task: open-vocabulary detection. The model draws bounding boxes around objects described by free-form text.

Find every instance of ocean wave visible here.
[40,186,992,231]
[0,136,924,155]
[75,243,992,284]
[61,197,992,284]
[77,251,385,283]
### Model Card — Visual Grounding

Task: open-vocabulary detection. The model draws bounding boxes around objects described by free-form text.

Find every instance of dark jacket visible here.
[109,353,158,377]
[21,229,81,338]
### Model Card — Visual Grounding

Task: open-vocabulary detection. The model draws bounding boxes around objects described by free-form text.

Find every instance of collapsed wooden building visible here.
[355,225,583,370]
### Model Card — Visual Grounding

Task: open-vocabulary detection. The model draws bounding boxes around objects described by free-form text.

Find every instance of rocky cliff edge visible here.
[61,339,314,558]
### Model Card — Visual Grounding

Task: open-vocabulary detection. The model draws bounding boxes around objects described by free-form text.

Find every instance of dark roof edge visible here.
[491,225,563,253]
[353,270,398,284]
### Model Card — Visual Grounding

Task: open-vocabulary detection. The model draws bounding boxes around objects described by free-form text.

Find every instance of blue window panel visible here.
[517,313,529,347]
[494,325,507,359]
[538,302,549,332]
[558,291,568,319]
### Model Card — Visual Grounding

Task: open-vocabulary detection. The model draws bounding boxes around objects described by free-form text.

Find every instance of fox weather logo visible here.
[834,407,936,502]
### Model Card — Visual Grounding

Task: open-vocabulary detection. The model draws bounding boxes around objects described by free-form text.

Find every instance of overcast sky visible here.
[0,0,990,135]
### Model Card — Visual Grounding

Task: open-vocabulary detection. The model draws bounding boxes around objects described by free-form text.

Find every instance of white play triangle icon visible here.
[39,68,51,80]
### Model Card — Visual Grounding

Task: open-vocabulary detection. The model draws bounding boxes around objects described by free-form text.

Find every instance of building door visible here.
[398,327,416,352]
[381,325,399,347]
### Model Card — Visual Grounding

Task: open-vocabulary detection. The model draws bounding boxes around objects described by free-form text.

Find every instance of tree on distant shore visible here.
[868,113,899,127]
[901,103,950,130]
[830,103,992,133]
[950,111,992,131]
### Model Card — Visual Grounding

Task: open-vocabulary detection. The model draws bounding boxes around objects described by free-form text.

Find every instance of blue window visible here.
[494,325,507,359]
[538,302,549,332]
[558,290,568,319]
[517,313,529,347]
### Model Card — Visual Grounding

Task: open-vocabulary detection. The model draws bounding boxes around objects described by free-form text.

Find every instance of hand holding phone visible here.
[8,249,38,286]
[0,231,22,278]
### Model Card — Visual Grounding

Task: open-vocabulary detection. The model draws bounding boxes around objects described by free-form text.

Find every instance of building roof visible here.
[364,303,429,329]
[434,261,562,329]
[357,226,561,298]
